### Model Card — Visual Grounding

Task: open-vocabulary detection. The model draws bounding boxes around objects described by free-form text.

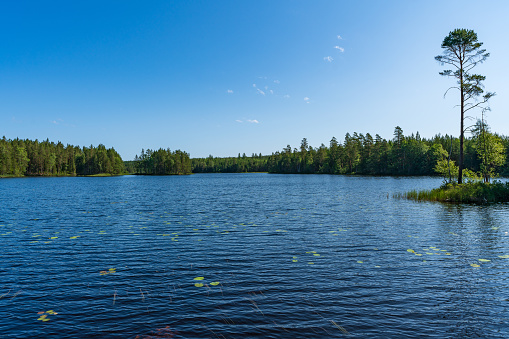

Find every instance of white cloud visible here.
[235,119,243,123]
[257,89,266,96]
[252,84,257,87]
[337,35,342,40]
[304,97,310,101]
[283,94,290,99]
[324,56,333,62]
[269,90,274,95]
[227,89,233,94]
[51,120,58,124]
[247,119,259,124]
[274,80,280,84]
[334,46,345,52]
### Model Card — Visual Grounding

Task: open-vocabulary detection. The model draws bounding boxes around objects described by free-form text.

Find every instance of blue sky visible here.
[1,1,509,159]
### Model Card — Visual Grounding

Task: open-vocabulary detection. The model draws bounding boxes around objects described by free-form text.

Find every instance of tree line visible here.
[0,137,124,176]
[191,153,268,173]
[125,148,192,175]
[188,126,508,178]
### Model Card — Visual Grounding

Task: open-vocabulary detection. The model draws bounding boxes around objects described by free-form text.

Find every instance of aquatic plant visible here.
[397,181,509,203]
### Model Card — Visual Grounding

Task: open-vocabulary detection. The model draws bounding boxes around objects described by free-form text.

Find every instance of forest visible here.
[191,126,509,178]
[2,125,506,179]
[124,148,192,175]
[0,137,124,176]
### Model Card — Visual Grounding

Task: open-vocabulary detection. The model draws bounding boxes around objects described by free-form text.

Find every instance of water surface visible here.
[1,174,508,338]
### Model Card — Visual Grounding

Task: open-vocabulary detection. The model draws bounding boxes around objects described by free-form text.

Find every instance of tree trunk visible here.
[458,66,464,184]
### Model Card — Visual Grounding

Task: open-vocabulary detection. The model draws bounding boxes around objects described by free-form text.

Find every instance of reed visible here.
[396,181,509,203]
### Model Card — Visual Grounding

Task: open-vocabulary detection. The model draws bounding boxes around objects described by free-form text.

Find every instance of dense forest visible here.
[3,125,507,178]
[190,126,509,178]
[125,148,192,175]
[0,137,124,176]
[191,153,269,173]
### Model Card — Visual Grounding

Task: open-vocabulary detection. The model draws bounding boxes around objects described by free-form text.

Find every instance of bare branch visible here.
[443,86,460,98]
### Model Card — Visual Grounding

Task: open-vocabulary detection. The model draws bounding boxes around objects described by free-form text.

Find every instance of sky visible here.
[1,1,509,160]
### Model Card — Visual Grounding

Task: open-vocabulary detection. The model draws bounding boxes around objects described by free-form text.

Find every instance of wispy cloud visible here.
[334,46,344,52]
[324,56,333,62]
[274,80,280,84]
[337,35,343,40]
[227,89,233,94]
[235,119,243,123]
[304,97,310,101]
[252,84,257,88]
[49,118,75,127]
[256,89,266,96]
[283,94,290,99]
[247,119,259,124]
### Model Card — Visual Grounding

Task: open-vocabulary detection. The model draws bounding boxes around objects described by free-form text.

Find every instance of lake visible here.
[1,174,508,338]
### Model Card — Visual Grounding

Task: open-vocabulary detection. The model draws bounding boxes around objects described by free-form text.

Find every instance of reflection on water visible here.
[0,174,508,338]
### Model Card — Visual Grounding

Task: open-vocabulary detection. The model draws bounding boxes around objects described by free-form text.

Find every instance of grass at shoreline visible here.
[397,181,509,203]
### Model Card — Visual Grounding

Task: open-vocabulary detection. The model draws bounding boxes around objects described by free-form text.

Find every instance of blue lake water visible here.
[1,174,509,338]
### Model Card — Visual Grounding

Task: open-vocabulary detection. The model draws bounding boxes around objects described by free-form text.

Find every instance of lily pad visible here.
[498,255,509,259]
[194,283,204,287]
[478,259,491,262]
[470,263,481,268]
[407,249,415,253]
[210,282,220,286]
[193,277,204,280]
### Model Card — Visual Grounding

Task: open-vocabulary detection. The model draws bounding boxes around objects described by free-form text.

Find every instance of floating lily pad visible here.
[313,254,320,256]
[498,255,509,259]
[194,283,204,287]
[210,282,220,286]
[292,260,298,262]
[357,261,363,263]
[470,263,481,268]
[478,259,491,262]
[193,277,204,280]
[407,249,415,253]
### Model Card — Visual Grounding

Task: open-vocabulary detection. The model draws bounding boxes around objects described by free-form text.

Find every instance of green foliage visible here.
[435,28,494,184]
[471,120,505,182]
[400,181,509,203]
[434,159,459,182]
[0,137,124,177]
[192,153,268,173]
[130,148,191,175]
